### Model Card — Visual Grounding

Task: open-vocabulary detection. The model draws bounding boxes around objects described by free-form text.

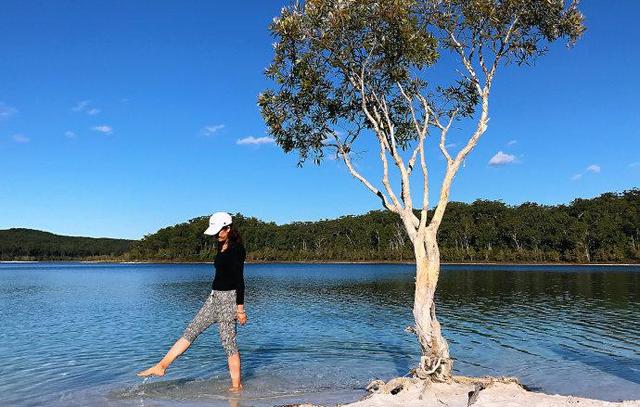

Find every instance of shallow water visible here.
[0,262,638,406]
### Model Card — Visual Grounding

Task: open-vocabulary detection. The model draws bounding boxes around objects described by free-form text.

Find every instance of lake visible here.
[0,262,638,406]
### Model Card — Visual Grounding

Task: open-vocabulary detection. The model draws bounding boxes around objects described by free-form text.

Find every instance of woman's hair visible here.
[216,224,243,251]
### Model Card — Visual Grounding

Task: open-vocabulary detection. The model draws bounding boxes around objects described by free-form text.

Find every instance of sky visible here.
[1,1,639,240]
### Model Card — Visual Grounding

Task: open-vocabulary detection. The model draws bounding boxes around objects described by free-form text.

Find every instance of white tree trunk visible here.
[412,229,452,381]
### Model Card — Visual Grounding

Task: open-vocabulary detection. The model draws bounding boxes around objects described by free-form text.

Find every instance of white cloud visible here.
[65,131,77,139]
[91,125,113,134]
[630,162,640,168]
[236,136,275,145]
[488,151,516,166]
[12,134,30,143]
[445,143,457,149]
[201,124,225,137]
[72,100,91,112]
[572,164,602,181]
[586,164,601,173]
[0,103,17,120]
[72,100,101,115]
[507,139,517,146]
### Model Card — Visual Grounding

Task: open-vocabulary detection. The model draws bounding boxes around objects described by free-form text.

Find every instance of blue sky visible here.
[1,1,638,239]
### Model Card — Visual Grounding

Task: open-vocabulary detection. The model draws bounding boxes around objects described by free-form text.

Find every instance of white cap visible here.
[204,212,233,235]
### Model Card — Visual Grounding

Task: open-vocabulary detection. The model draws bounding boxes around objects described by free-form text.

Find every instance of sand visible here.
[348,380,640,407]
[295,377,640,407]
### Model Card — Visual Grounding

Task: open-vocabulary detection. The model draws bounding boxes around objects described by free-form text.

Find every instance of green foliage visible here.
[259,0,438,165]
[6,188,634,264]
[0,229,133,261]
[259,0,585,166]
[128,189,640,264]
[426,0,585,64]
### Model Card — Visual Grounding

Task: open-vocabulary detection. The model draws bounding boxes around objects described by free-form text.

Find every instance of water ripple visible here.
[0,262,638,406]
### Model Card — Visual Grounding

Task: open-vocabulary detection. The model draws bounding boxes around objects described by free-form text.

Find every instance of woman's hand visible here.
[236,306,247,325]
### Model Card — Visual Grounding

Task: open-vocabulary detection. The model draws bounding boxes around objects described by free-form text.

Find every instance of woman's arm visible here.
[234,244,246,306]
[234,245,247,325]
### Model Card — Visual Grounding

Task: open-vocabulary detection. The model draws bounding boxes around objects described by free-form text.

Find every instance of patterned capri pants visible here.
[182,289,238,357]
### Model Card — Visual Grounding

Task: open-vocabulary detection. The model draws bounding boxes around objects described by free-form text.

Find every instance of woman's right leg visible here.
[219,319,241,390]
[137,292,216,377]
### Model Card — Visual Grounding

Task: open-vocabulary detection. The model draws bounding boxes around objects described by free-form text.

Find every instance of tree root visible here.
[453,376,525,406]
[404,324,453,382]
[412,355,452,382]
[467,383,485,406]
[366,377,420,395]
[417,356,442,377]
[453,375,524,389]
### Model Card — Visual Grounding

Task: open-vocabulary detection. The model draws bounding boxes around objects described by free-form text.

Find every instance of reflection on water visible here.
[0,262,638,406]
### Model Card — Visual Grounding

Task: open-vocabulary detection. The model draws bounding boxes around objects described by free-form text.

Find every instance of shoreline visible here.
[2,259,639,267]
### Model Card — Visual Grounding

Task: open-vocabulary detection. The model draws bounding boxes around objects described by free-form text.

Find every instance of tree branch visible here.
[430,91,489,231]
[428,13,520,232]
[448,30,483,94]
[418,126,429,233]
[488,16,519,83]
[332,132,398,213]
[353,63,404,210]
[397,83,430,233]
[397,83,429,176]
[378,93,414,209]
[431,108,457,165]
[356,63,415,211]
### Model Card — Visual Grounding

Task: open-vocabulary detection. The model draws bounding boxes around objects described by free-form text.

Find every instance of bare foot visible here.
[137,363,166,377]
[228,383,243,392]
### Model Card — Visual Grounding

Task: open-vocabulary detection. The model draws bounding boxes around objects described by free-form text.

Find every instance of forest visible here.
[127,190,640,264]
[2,190,637,263]
[0,228,133,260]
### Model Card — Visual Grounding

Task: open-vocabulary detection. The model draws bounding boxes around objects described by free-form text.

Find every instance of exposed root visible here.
[405,321,453,382]
[414,355,451,382]
[453,375,524,388]
[366,377,419,395]
[423,357,442,376]
[365,379,386,393]
[467,383,485,406]
[454,375,526,406]
[418,377,433,400]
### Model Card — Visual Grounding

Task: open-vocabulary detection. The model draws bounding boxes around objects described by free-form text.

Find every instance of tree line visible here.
[2,190,637,263]
[0,228,133,260]
[128,189,640,264]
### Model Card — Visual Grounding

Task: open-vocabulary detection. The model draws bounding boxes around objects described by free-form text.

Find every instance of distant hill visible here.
[129,189,640,264]
[0,228,134,261]
[3,189,639,263]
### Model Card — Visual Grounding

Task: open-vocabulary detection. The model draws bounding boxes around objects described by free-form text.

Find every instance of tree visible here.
[260,0,584,381]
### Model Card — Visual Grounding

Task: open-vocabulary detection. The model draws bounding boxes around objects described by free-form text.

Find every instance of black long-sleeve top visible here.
[211,242,246,305]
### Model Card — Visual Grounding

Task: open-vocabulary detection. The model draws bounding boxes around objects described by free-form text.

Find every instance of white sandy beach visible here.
[348,381,640,407]
[296,378,640,407]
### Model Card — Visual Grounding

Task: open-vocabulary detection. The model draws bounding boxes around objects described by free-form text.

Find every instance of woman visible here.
[137,211,248,392]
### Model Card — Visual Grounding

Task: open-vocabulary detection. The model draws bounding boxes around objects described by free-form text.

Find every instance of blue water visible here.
[0,262,638,406]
